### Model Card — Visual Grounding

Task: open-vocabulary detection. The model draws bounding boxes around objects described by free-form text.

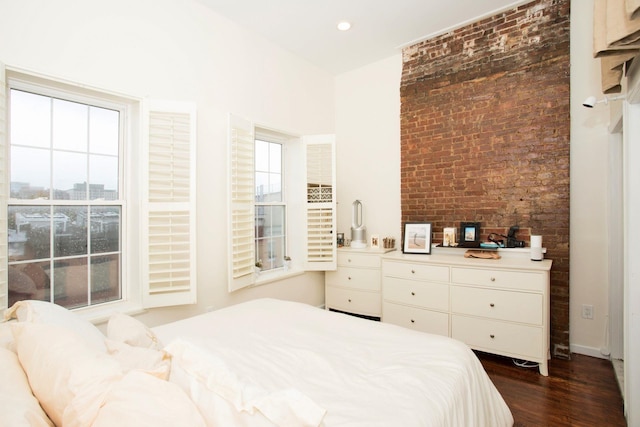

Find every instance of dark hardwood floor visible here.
[477,352,626,426]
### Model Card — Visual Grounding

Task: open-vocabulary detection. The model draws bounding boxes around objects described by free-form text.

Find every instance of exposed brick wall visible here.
[400,0,571,357]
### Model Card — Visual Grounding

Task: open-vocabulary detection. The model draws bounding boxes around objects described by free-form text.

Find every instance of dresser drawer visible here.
[326,286,381,316]
[451,286,542,325]
[451,267,545,292]
[451,315,543,360]
[326,268,380,291]
[383,277,449,311]
[383,302,449,336]
[383,261,449,282]
[337,252,381,268]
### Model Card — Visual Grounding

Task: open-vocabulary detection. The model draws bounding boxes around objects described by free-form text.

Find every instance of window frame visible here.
[227,114,336,292]
[3,67,198,319]
[254,129,288,273]
[4,73,137,318]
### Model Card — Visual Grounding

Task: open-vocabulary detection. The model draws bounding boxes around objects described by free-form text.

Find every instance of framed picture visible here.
[459,222,481,247]
[402,223,432,254]
[370,234,380,249]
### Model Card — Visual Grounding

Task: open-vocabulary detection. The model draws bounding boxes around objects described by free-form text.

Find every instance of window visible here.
[228,113,336,292]
[255,137,285,271]
[7,86,123,310]
[1,64,197,313]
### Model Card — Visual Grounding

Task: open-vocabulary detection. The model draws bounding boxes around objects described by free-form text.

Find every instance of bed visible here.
[1,298,514,426]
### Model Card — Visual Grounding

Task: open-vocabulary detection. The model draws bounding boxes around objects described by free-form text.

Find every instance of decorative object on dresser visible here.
[459,222,481,247]
[530,235,543,261]
[443,227,457,247]
[402,222,432,254]
[325,246,395,320]
[464,250,501,259]
[350,200,367,248]
[381,247,552,376]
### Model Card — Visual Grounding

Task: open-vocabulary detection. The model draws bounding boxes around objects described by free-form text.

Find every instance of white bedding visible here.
[153,298,514,427]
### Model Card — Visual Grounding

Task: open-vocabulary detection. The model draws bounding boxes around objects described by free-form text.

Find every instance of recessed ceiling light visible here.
[337,21,351,31]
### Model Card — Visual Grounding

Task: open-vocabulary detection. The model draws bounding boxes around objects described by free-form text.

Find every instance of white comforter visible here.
[153,298,513,427]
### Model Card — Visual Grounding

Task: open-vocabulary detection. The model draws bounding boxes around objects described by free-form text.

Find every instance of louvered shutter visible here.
[0,63,8,310]
[228,114,256,292]
[304,135,336,270]
[141,100,197,308]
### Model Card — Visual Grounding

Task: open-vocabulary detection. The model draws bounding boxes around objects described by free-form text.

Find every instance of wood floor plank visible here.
[476,352,626,426]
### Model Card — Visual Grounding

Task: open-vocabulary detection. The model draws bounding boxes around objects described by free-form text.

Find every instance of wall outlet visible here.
[581,304,594,320]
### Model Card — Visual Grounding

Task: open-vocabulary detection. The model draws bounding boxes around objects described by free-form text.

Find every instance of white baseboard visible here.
[570,343,610,359]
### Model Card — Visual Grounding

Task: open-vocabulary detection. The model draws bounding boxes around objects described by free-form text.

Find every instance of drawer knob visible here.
[411,291,415,296]
[348,258,352,263]
[489,303,495,307]
[490,277,496,282]
[411,269,415,274]
[410,319,415,323]
[348,299,352,303]
[490,334,495,339]
[348,276,352,280]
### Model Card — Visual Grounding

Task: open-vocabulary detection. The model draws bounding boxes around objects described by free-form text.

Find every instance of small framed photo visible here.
[443,227,457,247]
[402,223,432,254]
[370,234,380,249]
[459,222,481,247]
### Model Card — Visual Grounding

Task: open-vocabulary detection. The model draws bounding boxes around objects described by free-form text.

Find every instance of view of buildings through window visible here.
[7,88,122,309]
[254,138,286,271]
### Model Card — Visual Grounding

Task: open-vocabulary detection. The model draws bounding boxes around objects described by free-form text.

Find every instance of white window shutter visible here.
[141,100,197,308]
[228,113,256,292]
[303,135,336,270]
[0,63,8,310]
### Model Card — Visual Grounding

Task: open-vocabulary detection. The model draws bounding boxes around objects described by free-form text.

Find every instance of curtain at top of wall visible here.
[594,0,640,93]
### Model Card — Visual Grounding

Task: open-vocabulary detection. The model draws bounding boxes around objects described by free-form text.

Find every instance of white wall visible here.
[0,0,335,326]
[335,55,402,246]
[623,59,640,426]
[569,0,616,358]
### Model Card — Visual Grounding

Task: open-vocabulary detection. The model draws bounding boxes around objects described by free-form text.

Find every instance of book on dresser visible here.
[381,247,552,376]
[324,246,396,321]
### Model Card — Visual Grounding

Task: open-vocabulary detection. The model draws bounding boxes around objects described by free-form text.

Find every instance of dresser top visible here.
[382,248,552,272]
[338,247,397,255]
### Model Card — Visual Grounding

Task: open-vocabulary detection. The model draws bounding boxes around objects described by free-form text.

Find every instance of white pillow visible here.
[165,339,326,427]
[92,370,206,427]
[0,347,54,427]
[107,312,162,350]
[105,339,171,380]
[4,300,106,352]
[0,321,15,350]
[11,322,122,427]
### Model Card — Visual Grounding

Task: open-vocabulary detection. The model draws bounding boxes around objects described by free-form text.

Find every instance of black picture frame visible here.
[402,222,432,254]
[459,222,481,247]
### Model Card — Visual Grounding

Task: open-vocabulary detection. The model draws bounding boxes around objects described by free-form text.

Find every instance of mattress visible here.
[153,298,514,427]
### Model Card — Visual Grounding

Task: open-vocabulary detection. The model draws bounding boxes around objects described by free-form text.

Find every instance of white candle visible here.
[531,235,542,248]
[530,235,543,261]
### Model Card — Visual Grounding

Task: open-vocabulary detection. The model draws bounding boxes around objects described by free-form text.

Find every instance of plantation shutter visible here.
[141,100,197,308]
[0,63,8,310]
[228,114,256,292]
[304,135,336,270]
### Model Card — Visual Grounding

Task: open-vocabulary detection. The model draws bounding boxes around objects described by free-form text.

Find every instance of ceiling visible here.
[197,0,531,75]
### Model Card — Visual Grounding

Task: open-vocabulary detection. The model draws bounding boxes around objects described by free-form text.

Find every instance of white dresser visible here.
[382,248,552,375]
[325,247,395,319]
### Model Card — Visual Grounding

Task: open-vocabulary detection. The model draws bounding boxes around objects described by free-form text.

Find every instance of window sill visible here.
[253,267,305,286]
[73,300,147,326]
